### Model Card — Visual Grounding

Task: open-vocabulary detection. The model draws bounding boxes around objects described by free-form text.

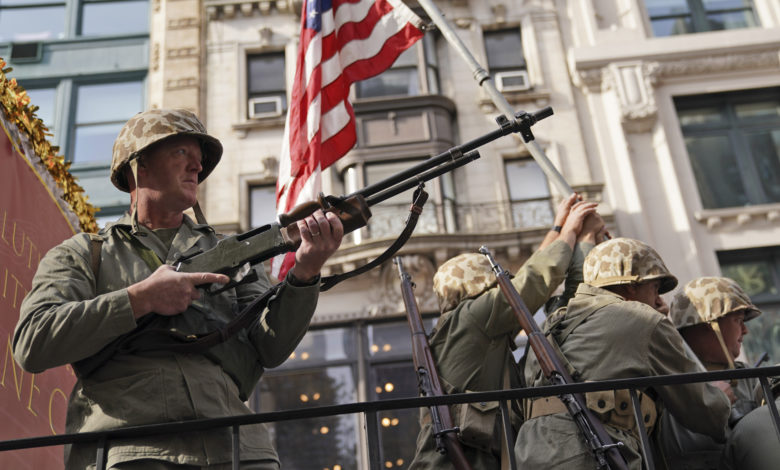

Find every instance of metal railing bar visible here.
[2,366,778,453]
[498,400,518,470]
[232,424,240,470]
[365,411,381,470]
[629,388,654,470]
[758,375,780,442]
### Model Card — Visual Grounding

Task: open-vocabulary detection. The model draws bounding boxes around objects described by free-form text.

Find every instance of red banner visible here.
[0,118,78,469]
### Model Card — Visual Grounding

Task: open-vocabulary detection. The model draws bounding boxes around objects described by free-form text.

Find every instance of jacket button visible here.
[597,399,606,409]
[620,401,628,410]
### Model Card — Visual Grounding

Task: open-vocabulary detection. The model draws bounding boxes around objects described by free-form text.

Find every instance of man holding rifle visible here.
[13,109,343,470]
[516,238,731,469]
[408,194,605,469]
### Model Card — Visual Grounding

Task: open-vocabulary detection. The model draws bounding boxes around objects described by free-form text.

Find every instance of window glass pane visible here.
[745,130,780,203]
[735,101,780,119]
[81,0,149,37]
[702,0,753,9]
[677,106,725,126]
[706,11,756,31]
[25,87,56,134]
[250,185,277,228]
[73,123,124,164]
[248,53,286,94]
[505,160,550,200]
[72,166,130,210]
[281,327,355,368]
[370,362,419,470]
[76,81,144,123]
[259,367,359,470]
[0,6,65,42]
[645,0,691,16]
[484,29,524,70]
[720,261,778,299]
[355,68,419,98]
[684,134,747,208]
[367,321,434,359]
[651,17,693,36]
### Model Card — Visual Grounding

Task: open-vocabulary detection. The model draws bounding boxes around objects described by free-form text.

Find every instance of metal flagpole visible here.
[416,0,573,196]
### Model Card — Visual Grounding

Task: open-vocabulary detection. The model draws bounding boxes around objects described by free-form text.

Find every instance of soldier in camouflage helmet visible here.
[655,277,762,470]
[14,109,344,469]
[516,238,731,470]
[409,194,606,470]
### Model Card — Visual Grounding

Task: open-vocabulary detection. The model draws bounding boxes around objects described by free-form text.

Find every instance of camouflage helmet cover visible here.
[110,109,223,192]
[433,253,497,313]
[583,237,678,294]
[670,276,761,329]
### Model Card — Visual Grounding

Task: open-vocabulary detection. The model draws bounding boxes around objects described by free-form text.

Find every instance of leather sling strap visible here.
[320,186,429,291]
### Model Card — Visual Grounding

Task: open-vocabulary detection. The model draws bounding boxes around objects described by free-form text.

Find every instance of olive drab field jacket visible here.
[516,284,731,470]
[408,239,578,470]
[13,213,320,469]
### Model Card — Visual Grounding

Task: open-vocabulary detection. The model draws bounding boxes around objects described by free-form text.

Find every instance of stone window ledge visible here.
[694,204,780,230]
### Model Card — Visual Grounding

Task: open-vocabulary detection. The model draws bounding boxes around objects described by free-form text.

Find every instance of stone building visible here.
[2,0,779,468]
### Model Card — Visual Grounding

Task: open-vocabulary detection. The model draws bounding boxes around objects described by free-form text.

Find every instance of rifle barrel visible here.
[365,150,480,206]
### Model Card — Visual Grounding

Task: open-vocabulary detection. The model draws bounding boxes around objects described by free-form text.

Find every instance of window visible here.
[718,247,780,364]
[249,184,277,228]
[0,0,148,42]
[645,0,758,37]
[247,52,287,119]
[253,319,435,469]
[354,34,438,99]
[505,159,553,228]
[484,27,529,92]
[675,87,780,209]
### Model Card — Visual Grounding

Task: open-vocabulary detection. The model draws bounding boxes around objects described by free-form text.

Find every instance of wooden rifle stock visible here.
[478,246,629,470]
[394,257,474,470]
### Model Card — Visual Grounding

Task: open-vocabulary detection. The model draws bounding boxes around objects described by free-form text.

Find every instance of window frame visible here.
[674,86,780,210]
[645,0,758,37]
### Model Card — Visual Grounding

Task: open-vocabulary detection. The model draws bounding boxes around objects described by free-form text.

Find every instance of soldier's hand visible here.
[577,212,606,244]
[553,193,582,228]
[560,201,598,239]
[290,210,344,283]
[127,265,229,319]
[712,380,737,404]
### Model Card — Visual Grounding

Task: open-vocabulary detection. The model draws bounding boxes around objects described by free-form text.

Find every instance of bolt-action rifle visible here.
[395,256,474,470]
[173,108,553,292]
[479,246,629,470]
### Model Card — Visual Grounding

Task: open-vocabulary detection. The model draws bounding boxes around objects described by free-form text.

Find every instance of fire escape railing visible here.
[1,366,779,470]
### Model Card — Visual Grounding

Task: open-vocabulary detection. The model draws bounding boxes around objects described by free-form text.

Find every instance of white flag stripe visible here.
[335,10,409,73]
[303,33,323,91]
[331,0,374,35]
[320,100,351,142]
[321,8,336,37]
[321,10,405,86]
[306,92,322,142]
[387,0,423,28]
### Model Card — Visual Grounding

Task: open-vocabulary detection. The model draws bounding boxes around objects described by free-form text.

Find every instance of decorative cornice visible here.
[694,203,780,231]
[654,50,780,78]
[205,0,296,20]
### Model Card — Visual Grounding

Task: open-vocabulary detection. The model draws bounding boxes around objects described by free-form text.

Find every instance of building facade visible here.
[3,0,780,469]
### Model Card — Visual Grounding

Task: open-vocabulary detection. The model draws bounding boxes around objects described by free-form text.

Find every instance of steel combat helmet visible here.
[110,108,223,192]
[670,277,761,329]
[433,253,497,313]
[583,237,678,294]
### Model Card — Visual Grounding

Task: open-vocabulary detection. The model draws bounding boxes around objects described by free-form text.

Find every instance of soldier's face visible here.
[716,311,748,360]
[629,280,665,313]
[138,135,203,211]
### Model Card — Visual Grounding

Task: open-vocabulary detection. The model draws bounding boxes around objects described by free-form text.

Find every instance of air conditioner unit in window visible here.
[495,70,531,92]
[248,96,283,119]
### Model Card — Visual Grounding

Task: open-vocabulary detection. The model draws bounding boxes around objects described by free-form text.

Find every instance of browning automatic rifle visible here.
[479,246,629,470]
[173,108,553,292]
[395,256,474,470]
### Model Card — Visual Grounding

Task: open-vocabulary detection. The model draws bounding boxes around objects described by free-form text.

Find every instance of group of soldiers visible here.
[408,196,779,470]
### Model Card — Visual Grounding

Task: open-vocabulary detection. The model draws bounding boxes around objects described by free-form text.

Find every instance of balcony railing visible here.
[2,366,778,470]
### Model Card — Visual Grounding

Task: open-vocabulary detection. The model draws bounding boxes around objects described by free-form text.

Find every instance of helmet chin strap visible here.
[129,159,141,234]
[710,320,738,386]
[192,200,208,225]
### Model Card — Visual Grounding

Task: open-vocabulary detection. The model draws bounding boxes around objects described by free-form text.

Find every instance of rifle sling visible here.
[320,187,429,291]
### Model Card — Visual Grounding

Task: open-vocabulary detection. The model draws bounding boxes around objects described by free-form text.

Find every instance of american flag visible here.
[272,0,424,279]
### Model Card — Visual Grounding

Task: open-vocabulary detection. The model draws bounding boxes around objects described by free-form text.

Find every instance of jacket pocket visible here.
[455,396,500,452]
[82,368,168,427]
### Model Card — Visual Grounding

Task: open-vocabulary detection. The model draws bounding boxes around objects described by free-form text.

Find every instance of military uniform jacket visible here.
[408,239,574,470]
[654,360,758,470]
[516,284,731,470]
[722,397,780,470]
[13,214,320,469]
